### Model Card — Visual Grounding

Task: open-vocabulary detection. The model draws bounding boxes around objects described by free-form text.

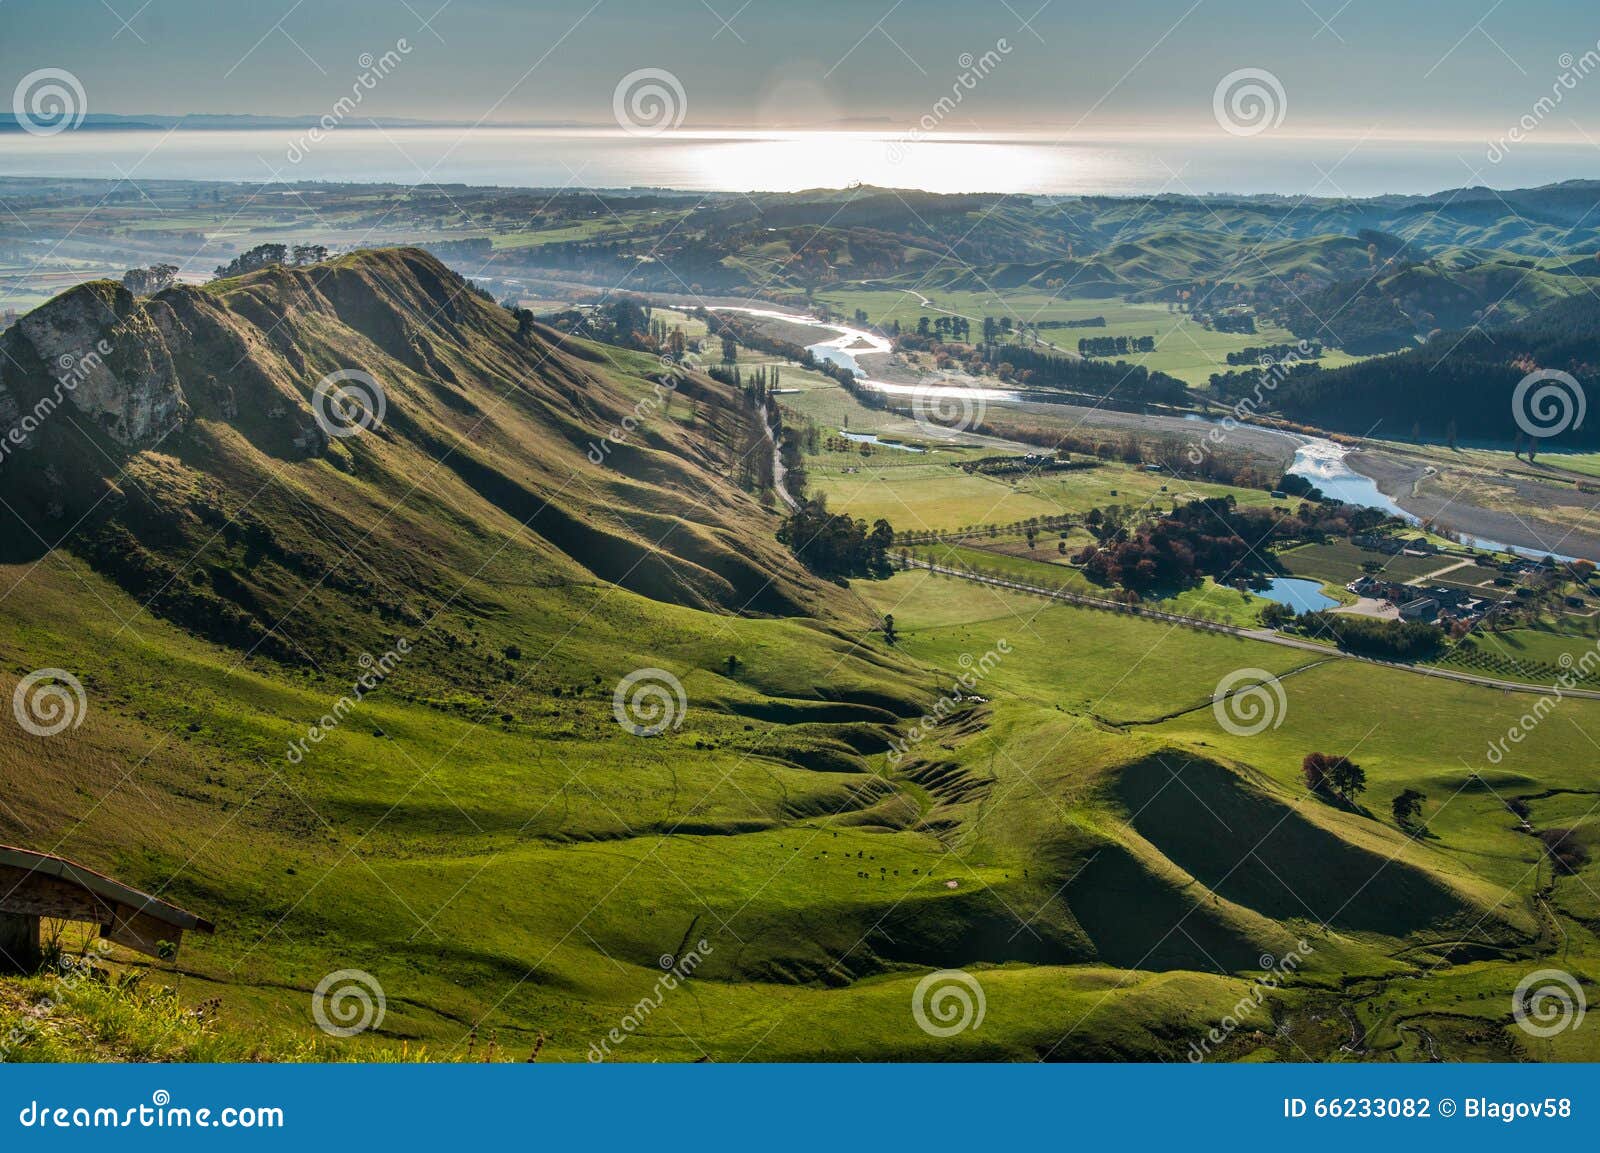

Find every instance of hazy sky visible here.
[6,0,1600,139]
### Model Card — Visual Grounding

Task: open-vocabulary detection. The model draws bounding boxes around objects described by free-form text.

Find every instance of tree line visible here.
[1078,335,1156,357]
[213,243,331,279]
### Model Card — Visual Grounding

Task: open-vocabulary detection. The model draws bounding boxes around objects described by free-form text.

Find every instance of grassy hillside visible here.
[2,248,1595,1063]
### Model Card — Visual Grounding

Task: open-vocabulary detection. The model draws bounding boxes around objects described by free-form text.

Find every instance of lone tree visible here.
[1392,788,1427,831]
[512,307,535,344]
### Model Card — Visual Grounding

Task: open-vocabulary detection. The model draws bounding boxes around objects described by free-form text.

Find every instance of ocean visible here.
[0,126,1593,197]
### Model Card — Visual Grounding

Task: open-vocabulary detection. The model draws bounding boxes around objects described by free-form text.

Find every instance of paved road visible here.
[902,558,1600,701]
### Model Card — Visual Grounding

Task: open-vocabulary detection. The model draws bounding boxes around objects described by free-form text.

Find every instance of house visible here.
[1399,597,1439,621]
[0,845,214,972]
[1353,534,1404,555]
[1428,586,1471,609]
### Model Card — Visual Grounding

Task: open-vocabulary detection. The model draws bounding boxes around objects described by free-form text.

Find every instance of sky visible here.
[4,0,1600,142]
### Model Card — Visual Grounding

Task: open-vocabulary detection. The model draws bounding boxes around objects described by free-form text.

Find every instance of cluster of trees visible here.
[1287,611,1445,660]
[1072,496,1369,594]
[977,343,1188,406]
[1206,311,1257,334]
[121,263,179,296]
[212,243,330,279]
[1207,361,1323,400]
[1539,827,1592,874]
[1077,334,1156,357]
[539,296,667,350]
[954,415,1289,492]
[958,454,1091,478]
[1276,278,1417,353]
[1268,292,1600,448]
[705,312,884,407]
[894,512,1076,546]
[1074,506,1259,593]
[776,496,893,580]
[511,235,735,292]
[1225,342,1322,365]
[980,315,1016,343]
[1302,752,1367,803]
[707,363,782,497]
[1309,763,1426,834]
[917,315,972,341]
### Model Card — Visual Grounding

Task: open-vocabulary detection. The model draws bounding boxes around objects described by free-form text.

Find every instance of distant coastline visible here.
[2,125,1596,197]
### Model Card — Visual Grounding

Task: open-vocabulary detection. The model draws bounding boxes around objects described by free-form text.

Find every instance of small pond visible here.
[838,431,924,452]
[1254,577,1338,613]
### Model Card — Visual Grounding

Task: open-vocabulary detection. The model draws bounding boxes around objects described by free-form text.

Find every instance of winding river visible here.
[710,307,1575,560]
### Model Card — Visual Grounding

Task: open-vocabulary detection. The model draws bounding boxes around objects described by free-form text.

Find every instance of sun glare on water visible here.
[667,130,1103,194]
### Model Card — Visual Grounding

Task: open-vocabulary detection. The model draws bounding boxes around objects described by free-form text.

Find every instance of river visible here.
[712,306,1578,560]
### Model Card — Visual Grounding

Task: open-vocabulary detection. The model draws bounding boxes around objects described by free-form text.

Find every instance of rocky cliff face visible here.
[7,280,188,451]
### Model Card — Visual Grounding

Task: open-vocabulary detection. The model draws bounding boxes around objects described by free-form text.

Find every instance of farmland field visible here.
[815,288,1366,385]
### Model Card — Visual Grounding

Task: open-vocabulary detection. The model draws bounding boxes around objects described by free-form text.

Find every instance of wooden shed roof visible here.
[0,845,214,933]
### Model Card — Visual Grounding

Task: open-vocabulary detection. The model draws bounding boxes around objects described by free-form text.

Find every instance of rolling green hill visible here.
[2,248,1596,1063]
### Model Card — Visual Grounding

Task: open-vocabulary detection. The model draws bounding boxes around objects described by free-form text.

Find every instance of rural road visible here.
[760,400,798,511]
[902,558,1600,701]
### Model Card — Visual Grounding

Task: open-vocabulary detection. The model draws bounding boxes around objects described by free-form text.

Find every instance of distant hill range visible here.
[433,181,1600,337]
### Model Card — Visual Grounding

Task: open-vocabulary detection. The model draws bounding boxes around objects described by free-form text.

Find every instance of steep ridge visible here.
[0,248,839,662]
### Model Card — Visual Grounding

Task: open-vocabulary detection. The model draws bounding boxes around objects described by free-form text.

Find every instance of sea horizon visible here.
[3,125,1595,198]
